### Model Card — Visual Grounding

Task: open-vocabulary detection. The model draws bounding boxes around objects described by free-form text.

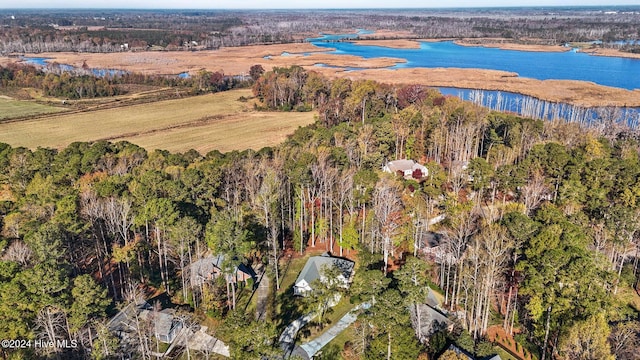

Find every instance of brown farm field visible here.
[0,89,316,153]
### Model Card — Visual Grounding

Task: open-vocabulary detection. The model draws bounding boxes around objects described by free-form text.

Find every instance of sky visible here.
[3,0,640,9]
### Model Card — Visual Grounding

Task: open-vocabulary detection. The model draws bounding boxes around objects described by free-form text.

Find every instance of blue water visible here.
[306,29,374,42]
[21,57,126,77]
[309,40,640,91]
[439,87,640,127]
[21,57,49,66]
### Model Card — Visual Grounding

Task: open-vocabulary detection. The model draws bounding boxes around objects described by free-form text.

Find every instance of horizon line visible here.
[2,5,640,10]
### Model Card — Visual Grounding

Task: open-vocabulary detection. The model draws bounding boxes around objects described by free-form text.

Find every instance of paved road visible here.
[256,270,270,321]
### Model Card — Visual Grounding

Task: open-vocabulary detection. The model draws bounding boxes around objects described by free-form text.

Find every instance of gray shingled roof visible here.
[295,255,354,290]
[189,254,256,287]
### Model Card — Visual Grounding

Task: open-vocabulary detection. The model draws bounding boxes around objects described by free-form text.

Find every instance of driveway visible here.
[297,303,370,358]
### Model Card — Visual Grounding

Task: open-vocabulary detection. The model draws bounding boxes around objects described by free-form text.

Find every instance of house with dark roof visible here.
[189,254,257,288]
[294,254,355,296]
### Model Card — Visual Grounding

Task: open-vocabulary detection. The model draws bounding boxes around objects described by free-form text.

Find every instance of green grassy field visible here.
[0,89,316,153]
[0,97,67,120]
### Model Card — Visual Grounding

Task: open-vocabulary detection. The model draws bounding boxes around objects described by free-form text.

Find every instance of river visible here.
[308,35,640,91]
[308,33,640,125]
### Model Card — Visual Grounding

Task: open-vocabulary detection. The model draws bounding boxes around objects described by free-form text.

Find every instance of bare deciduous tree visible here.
[521,170,550,215]
[373,177,403,275]
[2,240,32,265]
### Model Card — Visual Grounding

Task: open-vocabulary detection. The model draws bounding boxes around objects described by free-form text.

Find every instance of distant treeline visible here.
[1,8,639,54]
[0,63,121,99]
[0,62,253,99]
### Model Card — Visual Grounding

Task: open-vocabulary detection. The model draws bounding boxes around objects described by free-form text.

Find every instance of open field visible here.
[0,96,66,119]
[0,89,316,153]
[118,110,316,154]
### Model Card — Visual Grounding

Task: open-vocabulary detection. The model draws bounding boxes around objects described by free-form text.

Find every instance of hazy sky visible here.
[4,0,640,9]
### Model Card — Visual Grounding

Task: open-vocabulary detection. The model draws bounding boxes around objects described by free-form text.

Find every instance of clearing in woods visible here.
[0,89,316,153]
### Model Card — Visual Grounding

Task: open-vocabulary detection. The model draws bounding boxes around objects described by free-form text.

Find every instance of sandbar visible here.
[455,38,571,53]
[358,29,417,39]
[578,47,640,60]
[351,39,423,49]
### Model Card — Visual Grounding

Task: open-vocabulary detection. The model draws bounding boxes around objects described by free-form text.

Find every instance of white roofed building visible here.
[383,159,428,180]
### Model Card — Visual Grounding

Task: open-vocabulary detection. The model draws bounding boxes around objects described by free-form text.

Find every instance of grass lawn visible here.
[494,346,519,360]
[279,254,311,293]
[0,97,66,120]
[275,254,312,330]
[0,89,315,153]
[322,323,353,359]
[239,279,259,315]
[299,295,355,342]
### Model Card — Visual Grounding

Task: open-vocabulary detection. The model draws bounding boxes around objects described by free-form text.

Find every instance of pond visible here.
[22,57,129,77]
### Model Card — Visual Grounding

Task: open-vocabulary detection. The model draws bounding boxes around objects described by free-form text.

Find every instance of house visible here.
[139,309,183,343]
[189,255,257,288]
[383,159,428,180]
[106,300,151,341]
[181,325,230,357]
[294,254,355,296]
[411,287,455,343]
[420,231,460,265]
[107,302,183,345]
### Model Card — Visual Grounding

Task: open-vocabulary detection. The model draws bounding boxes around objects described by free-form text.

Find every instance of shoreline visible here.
[350,39,424,49]
[309,67,640,108]
[453,39,571,53]
[348,38,572,52]
[577,47,640,60]
[2,40,640,108]
[350,35,640,61]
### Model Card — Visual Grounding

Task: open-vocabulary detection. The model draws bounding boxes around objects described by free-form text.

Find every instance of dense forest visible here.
[1,66,640,360]
[1,7,639,54]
